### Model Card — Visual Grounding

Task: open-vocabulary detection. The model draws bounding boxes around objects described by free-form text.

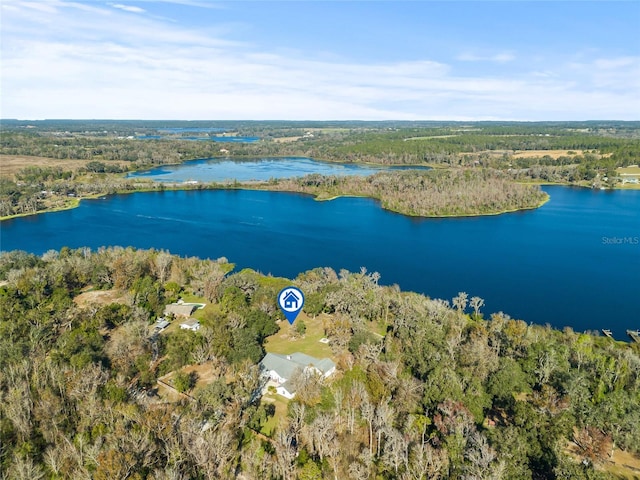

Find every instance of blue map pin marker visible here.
[278,286,304,325]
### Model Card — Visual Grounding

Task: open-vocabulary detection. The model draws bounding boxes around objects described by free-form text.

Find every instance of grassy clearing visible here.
[272,136,302,143]
[617,165,640,176]
[260,394,289,436]
[466,149,586,159]
[0,154,129,178]
[512,149,584,158]
[566,442,640,479]
[264,312,334,359]
[602,448,640,479]
[156,361,222,402]
[617,166,640,189]
[73,288,129,307]
[178,293,217,320]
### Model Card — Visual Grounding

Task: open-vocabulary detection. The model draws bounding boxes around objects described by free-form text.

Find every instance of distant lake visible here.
[127,157,429,183]
[158,127,226,133]
[135,135,259,143]
[211,137,260,143]
[1,186,638,338]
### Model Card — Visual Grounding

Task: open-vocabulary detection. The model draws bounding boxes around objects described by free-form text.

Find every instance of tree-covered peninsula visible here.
[0,248,638,479]
[256,169,548,217]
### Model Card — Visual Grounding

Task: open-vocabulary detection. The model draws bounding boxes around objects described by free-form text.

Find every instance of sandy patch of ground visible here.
[73,288,129,308]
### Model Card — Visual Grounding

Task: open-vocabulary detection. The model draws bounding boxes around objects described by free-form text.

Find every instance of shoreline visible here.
[2,181,551,222]
[253,188,551,219]
[2,159,636,222]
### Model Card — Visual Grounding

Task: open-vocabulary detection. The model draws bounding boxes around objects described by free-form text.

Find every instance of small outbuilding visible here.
[180,318,201,332]
[154,318,170,331]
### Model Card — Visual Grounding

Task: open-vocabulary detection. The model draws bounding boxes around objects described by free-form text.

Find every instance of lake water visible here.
[127,156,428,183]
[1,186,638,337]
[135,135,259,143]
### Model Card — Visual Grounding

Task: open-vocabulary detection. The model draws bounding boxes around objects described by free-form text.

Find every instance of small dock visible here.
[627,330,640,343]
[602,329,613,339]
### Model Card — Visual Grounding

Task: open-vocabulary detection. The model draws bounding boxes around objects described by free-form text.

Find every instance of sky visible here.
[1,0,639,121]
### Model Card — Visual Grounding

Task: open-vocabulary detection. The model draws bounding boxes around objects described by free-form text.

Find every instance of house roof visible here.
[260,352,335,381]
[164,303,197,317]
[180,318,200,327]
[279,379,296,395]
[154,319,170,329]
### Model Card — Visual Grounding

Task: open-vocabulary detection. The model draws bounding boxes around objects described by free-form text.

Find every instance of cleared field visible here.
[617,165,640,176]
[74,288,129,307]
[264,312,334,359]
[0,154,128,178]
[512,149,584,158]
[156,361,223,402]
[273,136,302,143]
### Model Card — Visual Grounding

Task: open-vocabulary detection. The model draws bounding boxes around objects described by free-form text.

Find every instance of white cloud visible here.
[1,1,638,120]
[109,3,146,14]
[135,0,224,8]
[457,52,516,63]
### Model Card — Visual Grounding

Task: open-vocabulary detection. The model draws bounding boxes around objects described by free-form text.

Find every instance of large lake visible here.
[127,156,428,183]
[1,184,638,337]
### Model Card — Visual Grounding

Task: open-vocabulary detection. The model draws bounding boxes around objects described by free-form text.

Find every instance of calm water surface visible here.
[1,186,638,336]
[128,156,427,183]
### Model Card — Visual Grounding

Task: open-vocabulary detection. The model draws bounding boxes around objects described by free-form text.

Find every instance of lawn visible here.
[616,165,640,176]
[0,154,129,178]
[264,312,334,359]
[260,393,289,437]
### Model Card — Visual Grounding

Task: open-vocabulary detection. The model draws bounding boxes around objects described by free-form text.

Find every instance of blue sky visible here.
[1,0,639,120]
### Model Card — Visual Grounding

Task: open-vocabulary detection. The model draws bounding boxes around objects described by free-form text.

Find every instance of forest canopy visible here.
[0,247,638,479]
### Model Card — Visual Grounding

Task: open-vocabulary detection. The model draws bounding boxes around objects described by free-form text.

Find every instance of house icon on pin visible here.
[283,291,300,309]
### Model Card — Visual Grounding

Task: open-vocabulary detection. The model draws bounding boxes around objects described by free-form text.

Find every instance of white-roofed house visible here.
[259,352,336,399]
[179,318,200,332]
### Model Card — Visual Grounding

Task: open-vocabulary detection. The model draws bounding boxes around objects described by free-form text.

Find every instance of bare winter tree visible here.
[274,428,297,480]
[469,296,485,318]
[404,442,449,480]
[382,427,409,474]
[154,251,173,284]
[452,292,468,313]
[462,431,505,480]
[374,401,394,457]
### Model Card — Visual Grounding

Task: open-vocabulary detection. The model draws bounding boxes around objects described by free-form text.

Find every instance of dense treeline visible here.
[1,132,222,165]
[3,123,639,169]
[0,174,163,218]
[259,169,548,217]
[0,248,638,479]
